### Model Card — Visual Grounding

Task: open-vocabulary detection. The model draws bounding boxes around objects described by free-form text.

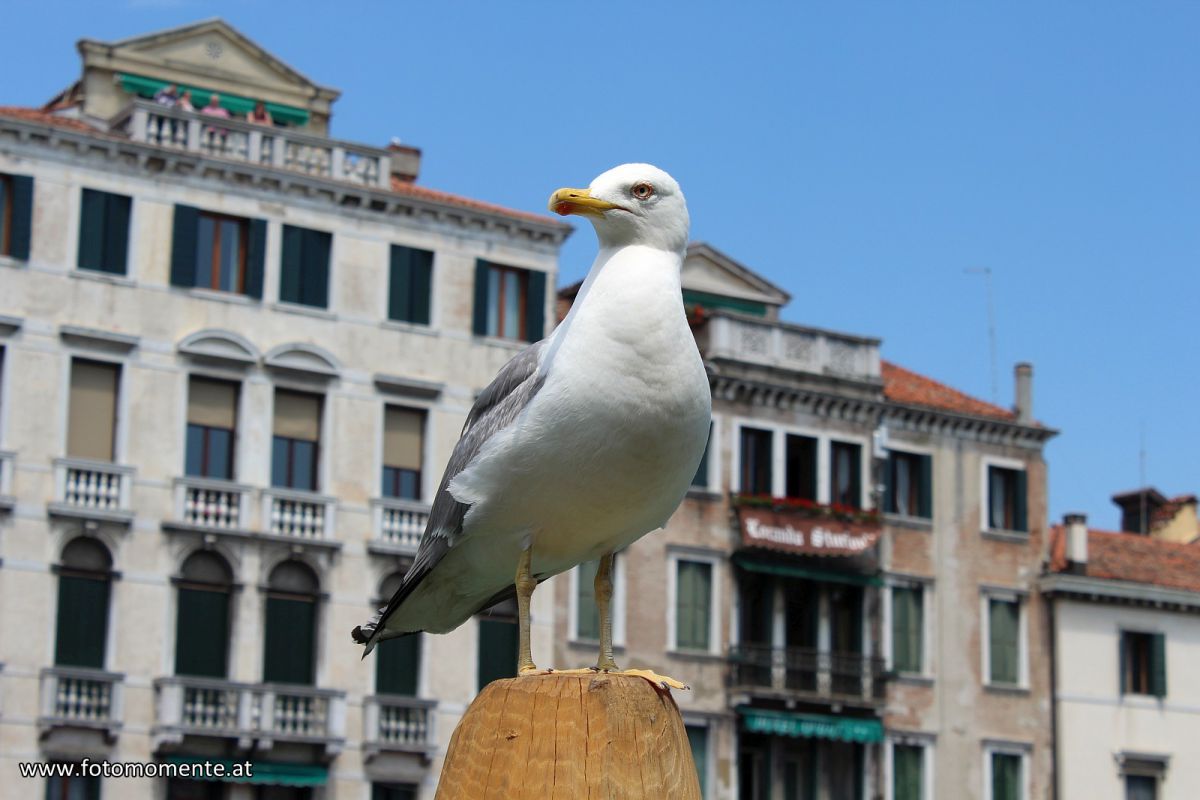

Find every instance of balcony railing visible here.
[39,667,124,738]
[263,488,335,540]
[363,695,438,756]
[154,677,346,754]
[0,450,14,510]
[371,497,431,553]
[728,644,887,705]
[173,477,252,531]
[50,458,134,522]
[120,99,392,188]
[703,313,881,382]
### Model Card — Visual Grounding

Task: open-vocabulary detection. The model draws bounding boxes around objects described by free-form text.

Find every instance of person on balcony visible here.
[178,90,195,113]
[249,101,273,126]
[200,92,231,153]
[201,93,230,119]
[153,84,179,107]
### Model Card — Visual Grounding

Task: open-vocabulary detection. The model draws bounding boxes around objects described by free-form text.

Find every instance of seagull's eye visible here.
[631,182,655,201]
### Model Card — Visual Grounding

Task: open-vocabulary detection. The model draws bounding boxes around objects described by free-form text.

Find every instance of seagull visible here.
[353,164,712,681]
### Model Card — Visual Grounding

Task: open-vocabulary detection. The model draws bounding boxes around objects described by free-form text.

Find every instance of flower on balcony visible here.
[731,493,881,525]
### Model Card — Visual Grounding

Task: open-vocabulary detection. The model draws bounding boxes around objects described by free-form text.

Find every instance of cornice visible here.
[1040,572,1200,614]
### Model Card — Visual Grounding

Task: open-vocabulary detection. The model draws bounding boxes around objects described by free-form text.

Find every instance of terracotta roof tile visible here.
[0,106,105,135]
[881,360,1017,421]
[1049,525,1200,593]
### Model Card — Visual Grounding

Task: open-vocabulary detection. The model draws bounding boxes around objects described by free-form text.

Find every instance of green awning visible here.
[732,554,883,587]
[683,289,768,317]
[163,757,327,786]
[739,708,883,743]
[118,73,310,126]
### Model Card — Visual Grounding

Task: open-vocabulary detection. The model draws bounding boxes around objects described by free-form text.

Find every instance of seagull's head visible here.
[548,163,689,254]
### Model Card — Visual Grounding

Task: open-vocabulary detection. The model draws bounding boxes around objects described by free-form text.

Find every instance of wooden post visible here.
[435,673,701,799]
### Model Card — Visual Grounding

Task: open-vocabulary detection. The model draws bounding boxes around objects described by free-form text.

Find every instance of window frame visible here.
[195,210,249,294]
[270,387,324,492]
[885,445,934,520]
[387,243,435,326]
[0,173,11,256]
[980,590,1028,689]
[485,262,529,340]
[730,418,873,508]
[63,353,126,464]
[568,554,627,647]
[667,548,722,656]
[982,742,1030,800]
[885,576,933,679]
[1119,630,1166,698]
[829,438,864,509]
[683,716,715,800]
[380,403,427,502]
[980,456,1029,535]
[690,417,721,492]
[886,735,935,800]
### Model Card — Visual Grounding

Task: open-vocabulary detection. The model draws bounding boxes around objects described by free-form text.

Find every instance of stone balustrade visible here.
[372,497,431,553]
[174,477,252,531]
[50,458,134,522]
[704,312,881,382]
[39,667,124,738]
[363,695,438,756]
[263,488,336,540]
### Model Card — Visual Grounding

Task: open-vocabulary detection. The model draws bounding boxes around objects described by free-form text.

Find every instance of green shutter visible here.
[992,753,1020,800]
[477,618,518,690]
[55,575,110,669]
[692,422,712,488]
[245,219,267,299]
[677,561,711,650]
[302,230,330,308]
[893,588,923,673]
[411,250,432,325]
[103,192,131,275]
[526,269,546,342]
[917,454,932,518]
[389,245,412,322]
[279,225,304,303]
[263,596,316,685]
[77,189,106,272]
[989,600,1019,684]
[376,634,421,696]
[170,205,200,287]
[8,174,33,261]
[1151,633,1167,698]
[1119,632,1128,694]
[472,260,490,336]
[175,587,230,678]
[1014,469,1028,531]
[686,725,708,797]
[894,745,923,800]
[576,561,600,641]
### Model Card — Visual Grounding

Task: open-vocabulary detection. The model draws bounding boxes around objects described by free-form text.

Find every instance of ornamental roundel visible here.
[205,40,224,60]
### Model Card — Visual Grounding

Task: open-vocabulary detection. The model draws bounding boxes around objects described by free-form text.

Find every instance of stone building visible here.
[556,245,1057,800]
[0,19,571,800]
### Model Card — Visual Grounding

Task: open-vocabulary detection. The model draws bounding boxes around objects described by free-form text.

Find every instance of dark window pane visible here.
[1127,775,1157,800]
[207,427,233,480]
[739,427,773,495]
[55,575,109,668]
[195,214,215,289]
[263,596,315,685]
[830,442,862,508]
[217,218,241,292]
[991,753,1021,800]
[292,439,316,491]
[989,599,1020,684]
[45,772,101,800]
[186,424,206,477]
[576,560,600,641]
[676,560,712,650]
[376,634,421,696]
[372,784,417,800]
[686,725,708,798]
[271,436,289,488]
[893,745,923,800]
[382,466,420,500]
[477,617,518,690]
[893,587,923,674]
[175,587,230,678]
[785,434,817,500]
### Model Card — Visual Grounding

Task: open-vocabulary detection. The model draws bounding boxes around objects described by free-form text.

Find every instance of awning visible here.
[733,554,883,587]
[739,708,883,743]
[163,757,327,786]
[118,73,310,126]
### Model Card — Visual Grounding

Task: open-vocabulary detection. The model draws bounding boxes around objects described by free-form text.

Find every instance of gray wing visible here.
[353,339,548,652]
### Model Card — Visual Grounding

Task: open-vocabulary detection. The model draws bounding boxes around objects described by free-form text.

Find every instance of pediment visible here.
[263,343,340,378]
[682,242,790,307]
[178,329,259,366]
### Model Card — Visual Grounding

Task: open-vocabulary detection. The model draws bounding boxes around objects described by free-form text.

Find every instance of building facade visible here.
[0,19,571,800]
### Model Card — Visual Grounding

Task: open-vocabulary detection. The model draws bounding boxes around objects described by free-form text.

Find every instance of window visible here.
[686,724,709,798]
[739,427,773,495]
[175,551,233,678]
[886,451,932,518]
[165,779,224,800]
[892,586,924,674]
[45,771,101,800]
[1120,631,1166,697]
[1126,775,1157,800]
[372,785,417,800]
[989,752,1023,800]
[279,225,332,308]
[382,406,424,500]
[573,555,624,644]
[186,377,237,480]
[691,421,713,488]
[472,260,546,342]
[54,538,113,669]
[892,744,925,800]
[67,359,119,462]
[830,441,862,508]
[77,188,131,275]
[785,434,817,501]
[263,561,319,685]
[170,205,265,298]
[0,172,33,260]
[675,559,713,651]
[987,598,1021,686]
[272,390,321,491]
[389,245,433,325]
[477,597,519,690]
[987,465,1027,532]
[376,572,421,696]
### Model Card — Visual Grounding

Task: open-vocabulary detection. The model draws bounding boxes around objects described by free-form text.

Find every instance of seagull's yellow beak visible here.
[548,187,623,217]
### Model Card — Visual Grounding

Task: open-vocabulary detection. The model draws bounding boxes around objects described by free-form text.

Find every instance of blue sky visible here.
[7,2,1198,527]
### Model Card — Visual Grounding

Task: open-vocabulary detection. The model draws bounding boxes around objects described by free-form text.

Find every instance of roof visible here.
[0,106,566,229]
[881,360,1017,421]
[1049,525,1200,593]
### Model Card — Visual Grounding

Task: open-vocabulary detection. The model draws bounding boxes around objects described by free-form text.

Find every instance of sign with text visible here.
[739,508,880,556]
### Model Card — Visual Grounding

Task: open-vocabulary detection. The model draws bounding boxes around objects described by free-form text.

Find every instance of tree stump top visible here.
[435,673,701,800]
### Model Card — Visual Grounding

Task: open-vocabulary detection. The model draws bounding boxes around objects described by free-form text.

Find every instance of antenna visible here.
[964,267,999,403]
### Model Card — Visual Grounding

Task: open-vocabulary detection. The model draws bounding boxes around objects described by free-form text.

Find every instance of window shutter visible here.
[103,193,131,275]
[170,205,200,287]
[1014,469,1028,531]
[472,260,490,335]
[893,589,910,671]
[303,230,331,308]
[279,225,303,303]
[8,174,33,260]
[54,575,109,669]
[175,587,229,678]
[676,562,694,648]
[263,596,316,685]
[67,359,119,461]
[884,454,896,514]
[1151,633,1167,697]
[907,589,924,672]
[686,726,708,798]
[848,444,862,508]
[388,246,412,322]
[576,561,600,640]
[692,422,712,488]
[989,600,1019,684]
[918,454,933,518]
[1118,632,1129,694]
[77,189,105,272]
[376,633,421,696]
[384,406,424,471]
[244,218,267,299]
[477,618,518,690]
[411,250,432,325]
[525,269,546,342]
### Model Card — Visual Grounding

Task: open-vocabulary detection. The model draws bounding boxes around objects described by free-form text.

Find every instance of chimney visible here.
[388,138,422,184]
[1064,512,1088,574]
[1014,363,1033,424]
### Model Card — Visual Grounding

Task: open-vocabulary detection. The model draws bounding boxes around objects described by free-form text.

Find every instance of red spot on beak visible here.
[554,201,573,216]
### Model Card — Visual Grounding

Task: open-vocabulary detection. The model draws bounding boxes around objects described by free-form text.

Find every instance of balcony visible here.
[728,645,887,707]
[703,312,881,383]
[262,488,336,543]
[153,677,346,756]
[118,99,394,188]
[363,695,438,759]
[39,667,124,741]
[49,458,134,524]
[0,450,14,511]
[172,477,252,532]
[369,497,431,555]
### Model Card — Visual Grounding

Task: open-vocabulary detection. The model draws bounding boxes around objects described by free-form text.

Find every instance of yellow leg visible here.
[595,552,618,671]
[516,545,539,675]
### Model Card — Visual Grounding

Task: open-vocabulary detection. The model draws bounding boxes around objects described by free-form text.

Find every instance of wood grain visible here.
[435,673,702,800]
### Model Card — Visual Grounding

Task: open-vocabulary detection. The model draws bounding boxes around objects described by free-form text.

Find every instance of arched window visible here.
[55,538,113,669]
[375,571,421,697]
[477,596,518,691]
[263,560,319,685]
[174,551,233,678]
